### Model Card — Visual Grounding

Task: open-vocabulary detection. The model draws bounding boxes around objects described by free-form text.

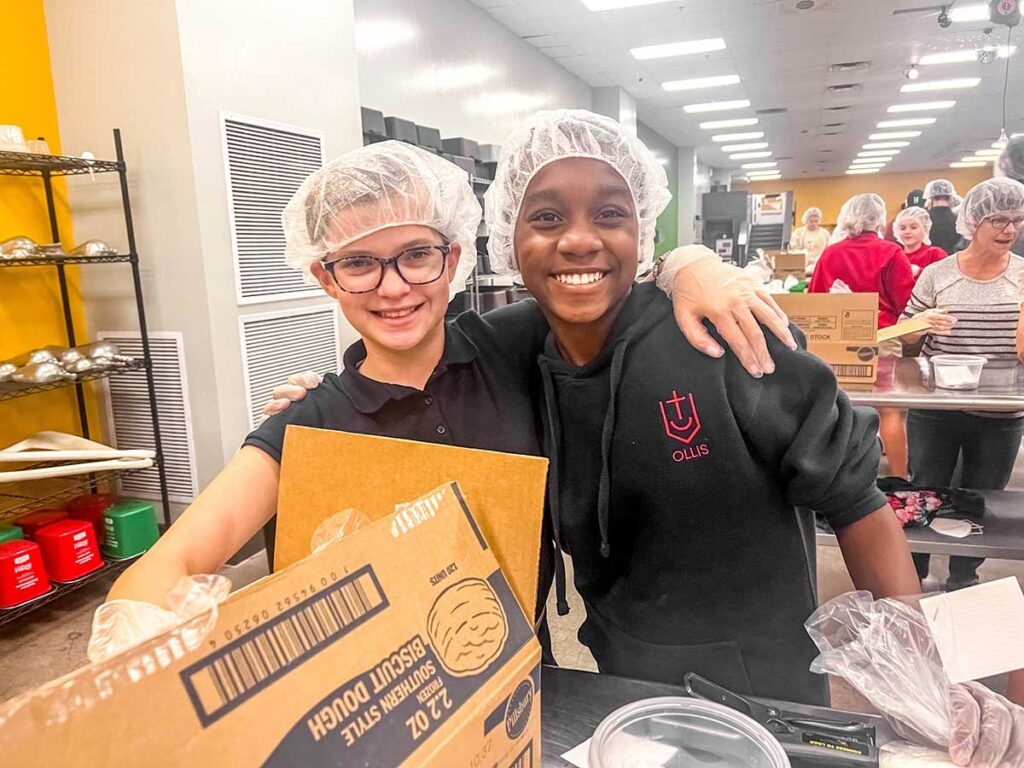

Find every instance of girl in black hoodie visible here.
[483,110,921,706]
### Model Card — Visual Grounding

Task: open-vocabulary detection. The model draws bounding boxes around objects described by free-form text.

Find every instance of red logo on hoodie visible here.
[660,390,702,445]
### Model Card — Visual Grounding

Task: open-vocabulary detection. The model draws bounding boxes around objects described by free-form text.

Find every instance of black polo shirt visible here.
[244,302,547,563]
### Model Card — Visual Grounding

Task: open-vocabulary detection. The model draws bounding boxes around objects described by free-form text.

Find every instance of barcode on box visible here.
[507,741,534,768]
[181,565,388,727]
[831,364,873,378]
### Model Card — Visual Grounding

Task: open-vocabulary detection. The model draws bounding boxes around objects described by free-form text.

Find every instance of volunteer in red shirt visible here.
[810,193,915,327]
[809,193,915,478]
[894,205,947,279]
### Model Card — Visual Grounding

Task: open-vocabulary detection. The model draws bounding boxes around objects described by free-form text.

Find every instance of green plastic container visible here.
[0,525,24,544]
[102,500,159,559]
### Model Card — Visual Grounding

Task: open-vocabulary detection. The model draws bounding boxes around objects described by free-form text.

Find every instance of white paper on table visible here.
[920,577,1024,684]
[561,734,678,768]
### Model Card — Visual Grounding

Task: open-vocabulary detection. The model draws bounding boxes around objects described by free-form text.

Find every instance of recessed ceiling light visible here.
[876,118,936,128]
[730,151,773,159]
[863,141,911,149]
[853,154,892,161]
[711,131,765,142]
[721,142,769,152]
[742,161,777,169]
[960,155,993,162]
[846,167,881,175]
[948,3,991,22]
[993,141,1008,149]
[748,174,782,180]
[901,77,981,93]
[683,99,751,113]
[918,46,1015,65]
[887,101,956,113]
[699,117,758,129]
[630,37,726,60]
[747,168,780,175]
[859,149,901,157]
[973,149,1003,157]
[951,161,987,168]
[663,74,741,92]
[581,0,675,10]
[869,131,922,140]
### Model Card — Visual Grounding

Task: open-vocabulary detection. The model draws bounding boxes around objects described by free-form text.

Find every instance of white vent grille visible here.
[97,331,198,504]
[239,305,341,431]
[222,112,325,305]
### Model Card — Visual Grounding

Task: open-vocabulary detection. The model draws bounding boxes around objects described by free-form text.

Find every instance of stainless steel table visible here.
[844,357,1024,413]
[818,490,1024,560]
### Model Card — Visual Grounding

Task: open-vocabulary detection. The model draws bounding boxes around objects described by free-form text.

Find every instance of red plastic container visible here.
[36,520,103,583]
[0,540,52,608]
[14,508,69,540]
[67,493,116,544]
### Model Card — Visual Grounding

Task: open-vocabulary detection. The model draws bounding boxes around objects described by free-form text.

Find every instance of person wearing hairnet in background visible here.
[884,188,925,241]
[789,206,830,272]
[894,205,948,278]
[925,178,963,255]
[481,109,918,710]
[810,193,916,478]
[901,177,1024,595]
[93,139,792,660]
[997,135,1024,255]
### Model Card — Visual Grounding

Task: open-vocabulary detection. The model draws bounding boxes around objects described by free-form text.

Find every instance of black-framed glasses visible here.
[322,244,451,294]
[986,215,1024,232]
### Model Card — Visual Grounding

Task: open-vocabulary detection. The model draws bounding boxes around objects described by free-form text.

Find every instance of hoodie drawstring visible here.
[538,357,570,616]
[596,343,627,559]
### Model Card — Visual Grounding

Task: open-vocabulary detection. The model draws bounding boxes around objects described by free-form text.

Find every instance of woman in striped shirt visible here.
[901,177,1024,591]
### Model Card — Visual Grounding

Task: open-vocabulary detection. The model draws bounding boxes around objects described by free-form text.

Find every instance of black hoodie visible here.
[538,282,886,705]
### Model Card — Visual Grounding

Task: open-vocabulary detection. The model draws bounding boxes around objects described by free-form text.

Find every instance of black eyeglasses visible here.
[322,244,451,294]
[986,215,1024,232]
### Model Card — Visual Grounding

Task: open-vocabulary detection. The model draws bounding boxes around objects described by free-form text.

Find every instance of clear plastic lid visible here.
[589,696,791,768]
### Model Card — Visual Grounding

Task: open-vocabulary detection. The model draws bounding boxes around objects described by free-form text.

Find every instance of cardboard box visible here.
[274,428,549,621]
[0,481,542,768]
[776,293,879,385]
[766,250,808,281]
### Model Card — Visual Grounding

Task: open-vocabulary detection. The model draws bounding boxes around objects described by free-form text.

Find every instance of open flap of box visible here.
[274,427,549,620]
[0,481,542,768]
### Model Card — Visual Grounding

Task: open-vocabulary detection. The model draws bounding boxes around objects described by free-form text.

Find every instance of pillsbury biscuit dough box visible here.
[0,481,543,767]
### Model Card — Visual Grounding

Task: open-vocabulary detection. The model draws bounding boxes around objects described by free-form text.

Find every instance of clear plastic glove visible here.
[917,309,958,337]
[656,245,798,378]
[830,278,853,294]
[309,508,371,554]
[948,681,1024,767]
[261,370,323,417]
[87,574,231,664]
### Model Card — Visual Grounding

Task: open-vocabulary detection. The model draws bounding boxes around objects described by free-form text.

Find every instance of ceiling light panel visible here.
[951,161,987,168]
[630,37,726,60]
[876,118,936,128]
[863,142,911,149]
[699,117,758,129]
[949,3,992,22]
[663,74,741,92]
[973,149,1002,157]
[711,131,765,142]
[683,99,751,113]
[859,149,901,156]
[901,77,981,93]
[581,0,675,10]
[742,161,777,169]
[729,151,772,159]
[887,101,956,112]
[869,131,922,140]
[918,46,1015,65]
[846,168,881,175]
[721,142,769,152]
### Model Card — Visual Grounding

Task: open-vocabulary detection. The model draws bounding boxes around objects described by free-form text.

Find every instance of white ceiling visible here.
[466,0,1024,179]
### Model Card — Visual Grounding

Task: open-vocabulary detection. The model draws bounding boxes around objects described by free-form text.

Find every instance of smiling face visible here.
[513,157,639,338]
[311,224,459,354]
[897,217,926,251]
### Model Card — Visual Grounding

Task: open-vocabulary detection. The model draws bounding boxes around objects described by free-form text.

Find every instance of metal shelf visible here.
[0,464,152,523]
[0,150,120,177]
[0,252,132,268]
[0,358,147,402]
[0,555,138,628]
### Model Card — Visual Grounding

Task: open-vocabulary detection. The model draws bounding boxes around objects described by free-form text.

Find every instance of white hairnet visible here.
[282,140,480,299]
[955,177,1024,237]
[484,109,671,277]
[996,136,1024,183]
[802,207,823,225]
[894,206,933,246]
[924,178,957,200]
[830,193,887,243]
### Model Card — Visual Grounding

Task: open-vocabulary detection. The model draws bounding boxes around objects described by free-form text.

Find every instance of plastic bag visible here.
[309,508,372,554]
[805,591,954,750]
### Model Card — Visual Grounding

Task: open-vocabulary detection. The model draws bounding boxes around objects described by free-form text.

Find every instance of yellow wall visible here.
[0,1,102,445]
[735,166,992,227]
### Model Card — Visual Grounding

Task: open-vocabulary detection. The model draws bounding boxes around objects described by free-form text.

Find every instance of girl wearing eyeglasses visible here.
[901,177,1024,593]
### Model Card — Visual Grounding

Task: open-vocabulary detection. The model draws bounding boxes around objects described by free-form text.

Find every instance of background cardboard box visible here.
[776,293,879,385]
[767,250,808,280]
